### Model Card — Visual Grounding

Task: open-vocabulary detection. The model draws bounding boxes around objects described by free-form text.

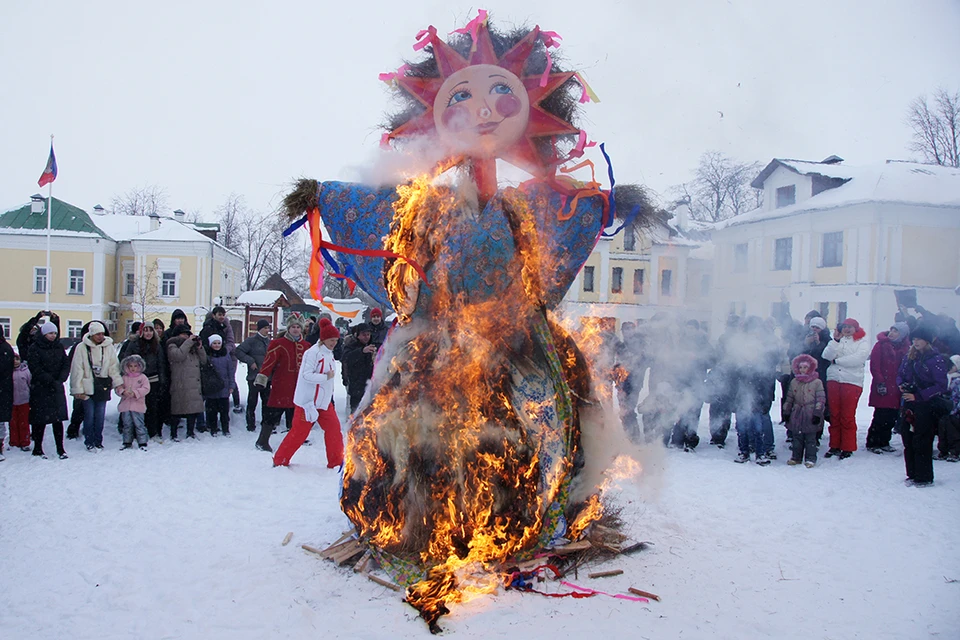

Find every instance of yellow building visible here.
[0,196,244,343]
[561,202,713,332]
[711,157,960,337]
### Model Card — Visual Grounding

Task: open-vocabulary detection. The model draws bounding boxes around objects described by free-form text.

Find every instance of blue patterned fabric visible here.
[317,180,605,311]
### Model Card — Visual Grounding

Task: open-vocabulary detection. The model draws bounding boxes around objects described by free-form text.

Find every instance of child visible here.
[117,355,151,450]
[203,334,233,436]
[10,351,32,451]
[782,354,826,468]
[273,319,343,468]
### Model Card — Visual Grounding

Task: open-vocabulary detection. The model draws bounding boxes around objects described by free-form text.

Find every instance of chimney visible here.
[173,208,185,222]
[674,198,690,232]
[149,212,161,231]
[30,193,44,214]
[92,204,105,215]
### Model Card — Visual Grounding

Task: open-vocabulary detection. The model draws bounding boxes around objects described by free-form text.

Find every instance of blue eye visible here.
[447,90,472,106]
[491,83,512,95]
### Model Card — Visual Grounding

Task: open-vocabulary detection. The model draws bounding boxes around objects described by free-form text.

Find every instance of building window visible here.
[774,237,793,271]
[821,231,843,267]
[734,243,748,272]
[838,301,848,325]
[633,269,645,294]
[611,267,623,293]
[776,185,796,208]
[67,320,82,339]
[0,317,10,340]
[661,269,672,296]
[623,231,636,252]
[34,267,48,294]
[583,266,595,292]
[700,274,711,296]
[729,301,746,317]
[161,272,178,297]
[124,272,135,297]
[771,301,791,320]
[68,269,85,295]
[818,302,830,319]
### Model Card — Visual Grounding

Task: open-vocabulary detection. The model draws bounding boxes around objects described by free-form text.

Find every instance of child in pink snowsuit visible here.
[10,351,32,450]
[117,355,151,449]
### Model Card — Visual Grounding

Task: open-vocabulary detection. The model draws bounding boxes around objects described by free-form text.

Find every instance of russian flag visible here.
[37,143,58,187]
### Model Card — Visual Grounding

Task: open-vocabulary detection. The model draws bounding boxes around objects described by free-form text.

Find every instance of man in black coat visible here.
[235,319,272,432]
[342,324,376,414]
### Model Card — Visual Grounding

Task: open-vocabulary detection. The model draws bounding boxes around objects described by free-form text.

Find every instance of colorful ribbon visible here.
[505,564,647,603]
[413,25,438,51]
[559,581,648,603]
[539,30,562,88]
[574,72,600,104]
[451,9,488,51]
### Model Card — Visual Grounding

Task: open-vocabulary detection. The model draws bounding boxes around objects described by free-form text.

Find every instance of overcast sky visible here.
[2,0,958,219]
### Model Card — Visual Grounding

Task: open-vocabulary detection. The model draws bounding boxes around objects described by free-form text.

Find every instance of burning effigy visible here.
[281,10,657,631]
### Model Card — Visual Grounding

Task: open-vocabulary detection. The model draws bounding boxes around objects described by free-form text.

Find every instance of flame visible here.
[340,172,617,629]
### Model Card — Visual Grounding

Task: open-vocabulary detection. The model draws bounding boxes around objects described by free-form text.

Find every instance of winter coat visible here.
[868,332,910,409]
[821,334,870,387]
[167,334,208,415]
[123,338,168,388]
[897,348,950,402]
[342,340,376,397]
[117,372,151,413]
[257,334,307,408]
[199,314,236,353]
[12,361,31,406]
[0,336,14,422]
[70,334,123,397]
[728,330,778,413]
[782,355,826,434]
[368,320,389,348]
[235,332,271,382]
[294,342,337,412]
[17,311,59,363]
[801,327,832,389]
[27,336,70,424]
[203,347,233,400]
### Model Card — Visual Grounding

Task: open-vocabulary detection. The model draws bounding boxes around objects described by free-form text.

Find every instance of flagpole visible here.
[45,134,53,309]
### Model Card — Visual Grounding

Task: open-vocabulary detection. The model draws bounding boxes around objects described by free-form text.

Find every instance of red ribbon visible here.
[413,25,438,51]
[451,9,488,50]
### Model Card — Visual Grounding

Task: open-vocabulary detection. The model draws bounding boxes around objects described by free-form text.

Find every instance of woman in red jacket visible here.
[866,322,910,453]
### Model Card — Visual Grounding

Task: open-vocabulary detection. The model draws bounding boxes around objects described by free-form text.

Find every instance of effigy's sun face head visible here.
[433,64,530,158]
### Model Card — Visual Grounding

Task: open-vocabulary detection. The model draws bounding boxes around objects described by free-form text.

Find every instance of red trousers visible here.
[273,404,343,468]
[9,403,31,448]
[827,381,862,452]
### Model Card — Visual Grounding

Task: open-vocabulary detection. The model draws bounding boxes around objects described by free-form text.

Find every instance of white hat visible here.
[809,317,827,330]
[40,322,58,336]
[208,334,223,345]
[87,321,106,335]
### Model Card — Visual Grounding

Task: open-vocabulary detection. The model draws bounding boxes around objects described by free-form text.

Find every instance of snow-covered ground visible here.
[2,371,958,640]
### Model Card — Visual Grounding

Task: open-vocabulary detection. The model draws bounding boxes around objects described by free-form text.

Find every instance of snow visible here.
[719,161,960,229]
[237,290,285,306]
[3,370,959,639]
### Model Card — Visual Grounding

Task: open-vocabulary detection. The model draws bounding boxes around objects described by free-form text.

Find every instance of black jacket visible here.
[342,341,375,396]
[0,336,14,422]
[235,333,271,382]
[122,338,168,388]
[27,336,70,424]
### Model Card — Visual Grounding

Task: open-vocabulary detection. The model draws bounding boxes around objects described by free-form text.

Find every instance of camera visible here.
[899,383,918,394]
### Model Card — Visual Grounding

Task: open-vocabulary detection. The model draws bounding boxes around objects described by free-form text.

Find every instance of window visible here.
[161,272,177,297]
[124,272,135,297]
[774,237,793,271]
[818,302,830,319]
[838,301,848,324]
[700,274,711,296]
[734,243,748,272]
[729,301,746,317]
[583,266,595,292]
[771,301,791,320]
[776,185,796,208]
[821,231,843,267]
[633,269,645,294]
[0,317,10,340]
[611,267,623,293]
[623,231,636,252]
[68,269,85,295]
[67,320,82,339]
[34,267,48,294]
[660,269,672,296]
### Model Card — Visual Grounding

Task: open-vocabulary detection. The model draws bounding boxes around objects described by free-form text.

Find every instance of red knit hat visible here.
[840,317,866,340]
[319,318,340,342]
[370,307,383,318]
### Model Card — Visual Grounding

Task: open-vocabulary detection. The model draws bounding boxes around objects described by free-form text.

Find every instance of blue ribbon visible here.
[282,215,307,237]
[601,204,641,238]
[600,142,616,221]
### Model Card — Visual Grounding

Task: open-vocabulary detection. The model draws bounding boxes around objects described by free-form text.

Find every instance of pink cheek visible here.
[495,94,521,118]
[442,104,471,132]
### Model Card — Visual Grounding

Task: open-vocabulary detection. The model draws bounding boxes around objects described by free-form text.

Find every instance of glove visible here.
[253,373,268,388]
[877,383,887,396]
[811,416,821,426]
[304,406,319,423]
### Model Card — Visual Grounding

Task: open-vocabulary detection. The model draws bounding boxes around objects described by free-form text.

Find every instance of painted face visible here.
[433,64,530,158]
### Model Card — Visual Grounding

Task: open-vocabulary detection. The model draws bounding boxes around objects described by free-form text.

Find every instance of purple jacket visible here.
[204,350,234,399]
[897,348,949,402]
[869,332,910,409]
[12,362,31,406]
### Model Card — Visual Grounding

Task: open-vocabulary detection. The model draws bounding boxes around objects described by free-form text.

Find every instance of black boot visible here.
[170,422,180,442]
[255,422,273,452]
[53,422,66,458]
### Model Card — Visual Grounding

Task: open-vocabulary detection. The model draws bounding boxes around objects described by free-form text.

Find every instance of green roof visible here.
[0,197,108,238]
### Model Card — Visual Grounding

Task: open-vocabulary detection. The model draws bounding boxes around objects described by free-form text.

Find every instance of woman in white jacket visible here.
[69,321,123,450]
[273,320,344,468]
[821,317,871,459]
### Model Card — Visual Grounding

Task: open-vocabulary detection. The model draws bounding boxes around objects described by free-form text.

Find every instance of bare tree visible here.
[907,87,960,167]
[127,259,164,323]
[671,151,762,223]
[263,220,310,294]
[214,194,245,252]
[111,184,169,217]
